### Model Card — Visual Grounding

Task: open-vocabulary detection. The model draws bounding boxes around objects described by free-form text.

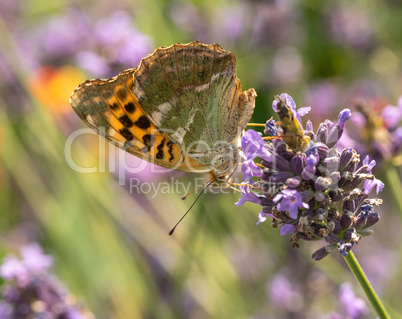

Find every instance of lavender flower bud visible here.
[315,191,325,202]
[333,219,342,235]
[312,244,337,260]
[286,176,302,188]
[316,208,328,222]
[290,154,305,175]
[306,119,313,131]
[272,171,294,183]
[325,233,339,244]
[354,215,367,231]
[338,108,352,130]
[330,171,341,184]
[262,155,290,171]
[363,212,380,229]
[273,138,287,152]
[321,157,340,173]
[316,124,328,143]
[326,124,340,148]
[299,190,314,202]
[340,210,355,230]
[301,154,318,180]
[339,148,355,171]
[329,188,344,202]
[343,228,360,243]
[314,176,332,191]
[315,142,329,160]
[342,199,356,213]
[342,171,370,193]
[334,109,352,145]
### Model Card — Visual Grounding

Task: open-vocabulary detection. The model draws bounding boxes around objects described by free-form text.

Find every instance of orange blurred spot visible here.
[28,65,86,118]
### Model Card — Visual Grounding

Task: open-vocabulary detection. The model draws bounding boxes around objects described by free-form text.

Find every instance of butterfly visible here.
[70,41,257,185]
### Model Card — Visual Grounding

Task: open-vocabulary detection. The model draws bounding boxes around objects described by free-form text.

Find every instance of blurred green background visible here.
[1,0,402,318]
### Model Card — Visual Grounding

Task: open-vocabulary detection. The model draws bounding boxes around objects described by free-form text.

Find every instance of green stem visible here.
[383,165,402,216]
[344,251,390,319]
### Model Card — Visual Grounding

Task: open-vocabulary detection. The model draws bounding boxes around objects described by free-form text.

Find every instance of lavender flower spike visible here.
[237,93,382,259]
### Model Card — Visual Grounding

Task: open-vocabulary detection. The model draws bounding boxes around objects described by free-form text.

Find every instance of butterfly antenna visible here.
[169,181,212,236]
[181,182,208,200]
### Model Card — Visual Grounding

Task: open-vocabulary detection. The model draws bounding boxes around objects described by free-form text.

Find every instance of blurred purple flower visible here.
[93,11,153,67]
[168,1,206,40]
[381,96,402,129]
[0,256,29,285]
[251,0,300,49]
[267,274,302,310]
[75,51,111,76]
[304,81,339,118]
[17,8,153,78]
[34,8,91,60]
[0,301,12,319]
[20,242,53,272]
[328,3,373,49]
[0,243,53,288]
[339,283,369,319]
[0,243,94,319]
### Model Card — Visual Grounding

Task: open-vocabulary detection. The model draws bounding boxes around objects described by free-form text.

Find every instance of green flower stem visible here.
[383,165,402,217]
[344,251,390,319]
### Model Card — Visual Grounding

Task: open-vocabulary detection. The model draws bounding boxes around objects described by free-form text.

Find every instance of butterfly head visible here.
[209,142,240,186]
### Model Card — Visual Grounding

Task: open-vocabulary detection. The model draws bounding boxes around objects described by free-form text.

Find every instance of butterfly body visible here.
[70,41,256,183]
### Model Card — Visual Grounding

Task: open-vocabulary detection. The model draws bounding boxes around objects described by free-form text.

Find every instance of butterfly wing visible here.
[131,41,256,166]
[70,68,211,172]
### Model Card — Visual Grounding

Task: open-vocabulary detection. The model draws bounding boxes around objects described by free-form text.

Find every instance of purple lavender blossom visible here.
[237,94,382,259]
[241,130,270,161]
[362,156,384,195]
[240,130,270,181]
[235,183,262,207]
[273,189,309,219]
